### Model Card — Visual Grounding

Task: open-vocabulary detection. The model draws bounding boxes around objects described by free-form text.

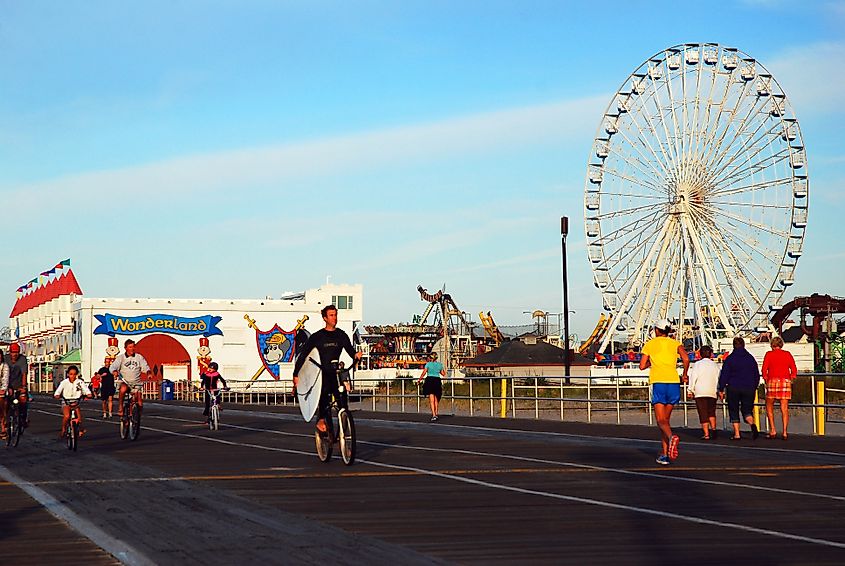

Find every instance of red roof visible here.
[9,270,83,318]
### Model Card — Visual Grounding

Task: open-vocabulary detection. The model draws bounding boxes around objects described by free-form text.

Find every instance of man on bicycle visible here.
[109,339,150,417]
[6,343,29,428]
[199,361,228,421]
[292,305,361,434]
[53,365,93,439]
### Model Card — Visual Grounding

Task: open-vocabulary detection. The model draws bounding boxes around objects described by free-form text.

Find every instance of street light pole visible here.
[561,216,571,382]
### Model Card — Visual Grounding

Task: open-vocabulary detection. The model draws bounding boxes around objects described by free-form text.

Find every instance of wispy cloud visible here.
[3,94,607,219]
[766,41,845,115]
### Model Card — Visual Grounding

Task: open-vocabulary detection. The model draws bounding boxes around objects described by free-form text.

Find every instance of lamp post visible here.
[561,216,571,382]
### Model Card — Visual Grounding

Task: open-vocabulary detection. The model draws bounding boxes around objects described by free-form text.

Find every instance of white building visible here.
[10,271,363,392]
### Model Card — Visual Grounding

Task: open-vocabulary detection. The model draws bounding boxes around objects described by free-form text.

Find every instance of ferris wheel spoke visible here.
[601,167,664,192]
[646,69,682,169]
[699,78,757,171]
[709,119,782,183]
[611,126,672,182]
[596,218,664,275]
[695,66,736,166]
[679,216,741,334]
[709,200,790,209]
[626,220,680,340]
[635,92,681,173]
[710,176,793,197]
[702,225,771,317]
[710,205,791,238]
[662,57,685,163]
[594,208,663,244]
[594,201,664,221]
[706,217,783,289]
[711,137,789,188]
[705,98,774,175]
[598,219,674,351]
[711,221,780,302]
[598,219,664,272]
[709,216,784,268]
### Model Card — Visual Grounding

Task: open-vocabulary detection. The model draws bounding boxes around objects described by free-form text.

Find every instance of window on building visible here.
[331,295,354,309]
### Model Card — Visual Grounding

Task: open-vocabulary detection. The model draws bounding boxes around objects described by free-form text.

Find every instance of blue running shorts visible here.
[651,383,681,406]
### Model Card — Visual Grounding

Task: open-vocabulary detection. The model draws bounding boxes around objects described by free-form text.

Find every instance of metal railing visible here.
[28,372,845,435]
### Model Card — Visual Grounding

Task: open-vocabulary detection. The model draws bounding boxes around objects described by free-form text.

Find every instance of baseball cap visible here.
[654,319,673,332]
[9,343,20,353]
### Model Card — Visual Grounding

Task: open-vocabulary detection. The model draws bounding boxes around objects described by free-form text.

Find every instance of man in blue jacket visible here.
[718,336,760,440]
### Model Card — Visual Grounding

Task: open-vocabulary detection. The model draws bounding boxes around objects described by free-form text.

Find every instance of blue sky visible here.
[1,0,843,341]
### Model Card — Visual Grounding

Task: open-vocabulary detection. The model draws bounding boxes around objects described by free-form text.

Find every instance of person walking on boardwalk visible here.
[718,336,760,441]
[418,352,446,422]
[640,319,689,465]
[687,344,720,440]
[96,366,116,419]
[761,336,798,440]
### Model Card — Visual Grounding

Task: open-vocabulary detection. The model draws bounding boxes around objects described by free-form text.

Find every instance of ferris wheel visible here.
[584,43,809,351]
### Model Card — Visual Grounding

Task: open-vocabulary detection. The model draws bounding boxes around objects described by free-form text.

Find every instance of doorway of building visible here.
[135,334,192,383]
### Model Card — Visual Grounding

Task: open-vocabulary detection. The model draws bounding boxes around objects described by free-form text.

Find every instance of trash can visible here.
[161,379,174,401]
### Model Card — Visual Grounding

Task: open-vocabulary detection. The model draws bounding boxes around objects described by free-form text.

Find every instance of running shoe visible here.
[751,423,759,440]
[668,435,680,460]
[655,455,670,465]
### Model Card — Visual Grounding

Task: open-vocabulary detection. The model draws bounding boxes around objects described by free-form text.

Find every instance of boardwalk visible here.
[2,397,844,565]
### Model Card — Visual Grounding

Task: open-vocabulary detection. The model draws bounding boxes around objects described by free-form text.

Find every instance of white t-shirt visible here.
[688,358,720,398]
[54,378,91,401]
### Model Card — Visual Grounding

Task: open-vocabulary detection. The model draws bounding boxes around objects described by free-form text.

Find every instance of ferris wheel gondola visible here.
[584,43,809,351]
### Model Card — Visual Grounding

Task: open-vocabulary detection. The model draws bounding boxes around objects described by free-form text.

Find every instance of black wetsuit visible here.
[292,328,355,422]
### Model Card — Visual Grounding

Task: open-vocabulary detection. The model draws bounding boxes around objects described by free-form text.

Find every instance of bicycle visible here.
[205,387,230,431]
[315,360,357,465]
[119,384,143,441]
[5,390,25,448]
[62,397,84,452]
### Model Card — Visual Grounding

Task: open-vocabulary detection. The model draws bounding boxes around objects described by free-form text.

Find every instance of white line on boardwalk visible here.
[144,412,845,503]
[0,464,156,566]
[147,402,845,459]
[48,409,844,550]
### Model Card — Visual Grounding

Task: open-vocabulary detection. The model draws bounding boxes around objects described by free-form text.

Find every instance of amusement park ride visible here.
[580,42,812,354]
[364,286,501,371]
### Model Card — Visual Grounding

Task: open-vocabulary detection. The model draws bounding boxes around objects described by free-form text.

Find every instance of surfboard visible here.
[296,347,323,422]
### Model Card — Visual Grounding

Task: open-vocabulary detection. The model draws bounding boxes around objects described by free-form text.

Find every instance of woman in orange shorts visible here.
[761,336,798,440]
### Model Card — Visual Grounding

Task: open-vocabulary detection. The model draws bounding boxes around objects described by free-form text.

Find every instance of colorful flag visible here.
[54,258,71,269]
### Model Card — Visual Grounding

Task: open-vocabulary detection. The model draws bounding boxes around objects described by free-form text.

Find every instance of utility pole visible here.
[561,216,571,383]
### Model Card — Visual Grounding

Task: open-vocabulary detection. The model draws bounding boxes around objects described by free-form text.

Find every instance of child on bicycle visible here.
[53,365,93,439]
[200,362,228,421]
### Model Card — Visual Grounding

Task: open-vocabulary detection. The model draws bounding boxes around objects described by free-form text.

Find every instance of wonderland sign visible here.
[94,313,224,337]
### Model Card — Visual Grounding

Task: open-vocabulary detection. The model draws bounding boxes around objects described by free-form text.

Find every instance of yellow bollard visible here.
[500,377,507,418]
[816,380,826,436]
[753,391,760,430]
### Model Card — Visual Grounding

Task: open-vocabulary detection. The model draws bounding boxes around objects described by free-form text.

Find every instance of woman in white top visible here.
[0,350,9,439]
[54,365,93,439]
[687,345,720,440]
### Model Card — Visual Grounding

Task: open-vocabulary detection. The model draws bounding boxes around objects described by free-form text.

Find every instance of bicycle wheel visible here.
[11,411,21,448]
[129,404,141,441]
[338,409,356,465]
[209,405,218,431]
[119,398,130,439]
[6,412,15,448]
[69,422,79,452]
[315,430,333,462]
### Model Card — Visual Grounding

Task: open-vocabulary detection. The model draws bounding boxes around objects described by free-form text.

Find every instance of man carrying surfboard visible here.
[293,305,362,434]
